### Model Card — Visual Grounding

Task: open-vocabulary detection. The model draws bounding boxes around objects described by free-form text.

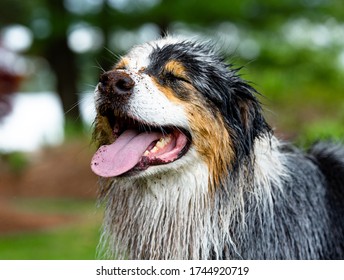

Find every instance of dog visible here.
[91,36,344,260]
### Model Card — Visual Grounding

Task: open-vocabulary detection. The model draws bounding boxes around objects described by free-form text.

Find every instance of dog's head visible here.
[91,37,270,188]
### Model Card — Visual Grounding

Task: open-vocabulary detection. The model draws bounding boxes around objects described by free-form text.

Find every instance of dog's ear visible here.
[238,86,268,136]
[224,79,271,160]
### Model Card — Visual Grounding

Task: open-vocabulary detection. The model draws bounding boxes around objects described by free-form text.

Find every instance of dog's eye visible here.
[164,72,190,84]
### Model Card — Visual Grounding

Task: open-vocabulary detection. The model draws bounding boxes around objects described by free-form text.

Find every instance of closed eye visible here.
[164,71,190,84]
[163,60,191,84]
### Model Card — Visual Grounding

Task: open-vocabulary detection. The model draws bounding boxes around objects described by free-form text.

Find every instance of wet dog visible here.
[91,37,344,259]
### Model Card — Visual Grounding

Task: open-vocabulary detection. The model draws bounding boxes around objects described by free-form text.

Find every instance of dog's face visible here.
[91,37,268,188]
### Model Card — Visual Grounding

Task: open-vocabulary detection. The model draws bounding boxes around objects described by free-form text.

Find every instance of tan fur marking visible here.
[185,100,234,191]
[93,114,115,147]
[164,60,189,80]
[115,58,129,70]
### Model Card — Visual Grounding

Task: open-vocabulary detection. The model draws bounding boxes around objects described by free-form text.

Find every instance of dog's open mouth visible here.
[91,113,191,177]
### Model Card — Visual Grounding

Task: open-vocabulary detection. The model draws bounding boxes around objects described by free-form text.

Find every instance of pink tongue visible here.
[91,130,162,177]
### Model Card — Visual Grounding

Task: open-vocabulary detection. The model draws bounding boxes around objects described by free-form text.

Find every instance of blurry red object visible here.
[0,46,25,119]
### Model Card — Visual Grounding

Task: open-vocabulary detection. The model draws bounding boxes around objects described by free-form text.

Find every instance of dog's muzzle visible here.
[92,69,192,178]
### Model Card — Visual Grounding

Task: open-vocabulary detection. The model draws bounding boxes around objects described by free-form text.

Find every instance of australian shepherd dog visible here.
[91,36,344,260]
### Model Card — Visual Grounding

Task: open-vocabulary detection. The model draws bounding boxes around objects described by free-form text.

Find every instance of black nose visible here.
[99,71,135,97]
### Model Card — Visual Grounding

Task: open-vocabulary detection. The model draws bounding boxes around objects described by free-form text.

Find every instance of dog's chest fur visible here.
[101,153,212,259]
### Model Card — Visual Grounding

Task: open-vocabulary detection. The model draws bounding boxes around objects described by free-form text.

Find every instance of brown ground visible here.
[0,199,76,234]
[0,140,98,234]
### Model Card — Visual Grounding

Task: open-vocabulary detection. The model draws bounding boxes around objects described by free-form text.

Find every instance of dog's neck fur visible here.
[99,135,286,259]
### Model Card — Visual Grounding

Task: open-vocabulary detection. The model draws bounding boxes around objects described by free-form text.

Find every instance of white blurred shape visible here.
[79,92,96,126]
[64,0,103,14]
[0,92,64,152]
[1,25,33,52]
[68,24,104,53]
[238,38,260,60]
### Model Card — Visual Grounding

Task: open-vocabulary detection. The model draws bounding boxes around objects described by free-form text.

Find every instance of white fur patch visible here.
[254,135,287,190]
[252,135,288,217]
[126,70,189,129]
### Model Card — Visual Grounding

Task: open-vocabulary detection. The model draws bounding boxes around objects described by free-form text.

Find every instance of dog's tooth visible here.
[145,135,172,156]
[156,134,172,149]
[151,146,158,153]
[156,138,165,148]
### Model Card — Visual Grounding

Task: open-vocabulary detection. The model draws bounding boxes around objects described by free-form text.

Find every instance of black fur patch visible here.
[309,142,344,258]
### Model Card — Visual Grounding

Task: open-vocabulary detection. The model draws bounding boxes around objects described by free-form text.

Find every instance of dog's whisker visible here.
[93,61,106,74]
[104,47,121,61]
[64,99,83,116]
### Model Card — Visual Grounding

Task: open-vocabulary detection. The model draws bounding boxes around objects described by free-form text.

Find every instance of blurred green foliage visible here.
[0,152,29,173]
[0,198,101,260]
[0,223,100,259]
[1,0,343,143]
[11,197,98,214]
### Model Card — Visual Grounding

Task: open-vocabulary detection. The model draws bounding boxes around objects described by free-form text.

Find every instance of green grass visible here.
[297,119,344,147]
[10,197,98,215]
[0,223,101,260]
[0,198,103,260]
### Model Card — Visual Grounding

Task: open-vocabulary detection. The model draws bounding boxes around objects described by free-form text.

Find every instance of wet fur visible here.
[94,37,344,259]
